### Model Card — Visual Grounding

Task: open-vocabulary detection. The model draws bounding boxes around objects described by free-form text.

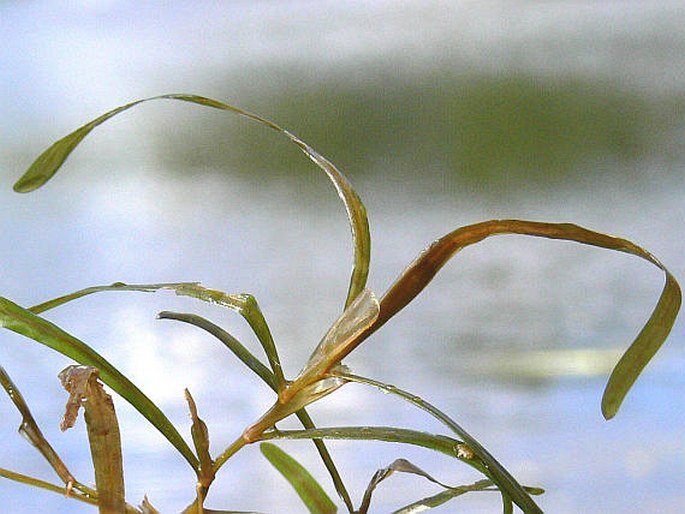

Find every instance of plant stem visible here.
[213,435,248,473]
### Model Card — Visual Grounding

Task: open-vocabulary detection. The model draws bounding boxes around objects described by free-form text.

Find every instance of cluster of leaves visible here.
[1,95,681,513]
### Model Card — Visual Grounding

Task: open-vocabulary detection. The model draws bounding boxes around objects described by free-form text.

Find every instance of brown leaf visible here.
[59,365,126,514]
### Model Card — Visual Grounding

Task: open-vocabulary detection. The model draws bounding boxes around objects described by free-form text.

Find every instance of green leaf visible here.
[13,99,149,194]
[260,443,337,514]
[15,93,371,309]
[391,480,494,514]
[171,284,286,389]
[30,282,288,391]
[355,219,680,420]
[334,370,543,514]
[260,426,463,457]
[601,270,681,419]
[27,282,200,315]
[0,297,198,470]
[158,311,277,390]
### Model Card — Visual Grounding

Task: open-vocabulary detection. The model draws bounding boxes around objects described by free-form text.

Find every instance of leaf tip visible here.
[13,177,40,193]
[601,397,618,420]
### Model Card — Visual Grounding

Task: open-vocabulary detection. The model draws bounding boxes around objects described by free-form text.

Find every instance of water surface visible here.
[1,2,684,512]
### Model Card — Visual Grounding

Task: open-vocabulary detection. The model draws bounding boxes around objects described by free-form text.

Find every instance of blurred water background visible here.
[1,1,684,512]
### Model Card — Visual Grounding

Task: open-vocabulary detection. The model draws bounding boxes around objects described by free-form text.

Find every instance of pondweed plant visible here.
[1,94,681,514]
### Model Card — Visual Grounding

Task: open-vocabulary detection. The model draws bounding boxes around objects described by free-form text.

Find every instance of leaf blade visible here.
[13,99,148,193]
[334,371,543,514]
[357,219,680,419]
[260,443,337,514]
[15,93,370,308]
[601,270,681,418]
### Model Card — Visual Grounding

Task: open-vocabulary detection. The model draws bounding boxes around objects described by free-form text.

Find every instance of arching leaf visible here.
[356,220,680,419]
[14,94,370,308]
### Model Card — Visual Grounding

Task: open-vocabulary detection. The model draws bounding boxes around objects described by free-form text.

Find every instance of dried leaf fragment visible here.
[59,365,100,431]
[59,364,126,514]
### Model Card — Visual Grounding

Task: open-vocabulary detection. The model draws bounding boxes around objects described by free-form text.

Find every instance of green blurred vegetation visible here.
[154,73,675,190]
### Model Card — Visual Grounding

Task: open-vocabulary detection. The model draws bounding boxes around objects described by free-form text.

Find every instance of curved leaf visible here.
[14,94,370,308]
[0,297,198,470]
[29,281,286,389]
[601,270,680,418]
[171,284,285,388]
[13,99,148,193]
[334,370,542,514]
[158,311,277,390]
[358,458,463,514]
[28,281,200,315]
[391,480,496,514]
[354,219,680,419]
[260,426,465,462]
[260,443,337,514]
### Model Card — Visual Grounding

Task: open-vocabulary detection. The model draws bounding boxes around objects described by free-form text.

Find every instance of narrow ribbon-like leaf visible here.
[28,282,199,315]
[335,370,543,514]
[391,480,500,514]
[0,297,198,470]
[172,284,285,389]
[29,282,287,391]
[353,220,680,419]
[29,282,285,388]
[260,442,337,514]
[159,311,277,390]
[14,94,370,308]
[13,99,150,193]
[259,426,465,460]
[601,270,680,418]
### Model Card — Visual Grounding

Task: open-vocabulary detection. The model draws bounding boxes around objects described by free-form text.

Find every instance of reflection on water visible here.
[1,1,685,513]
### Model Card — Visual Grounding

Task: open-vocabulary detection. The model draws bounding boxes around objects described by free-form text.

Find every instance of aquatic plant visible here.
[1,94,680,513]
